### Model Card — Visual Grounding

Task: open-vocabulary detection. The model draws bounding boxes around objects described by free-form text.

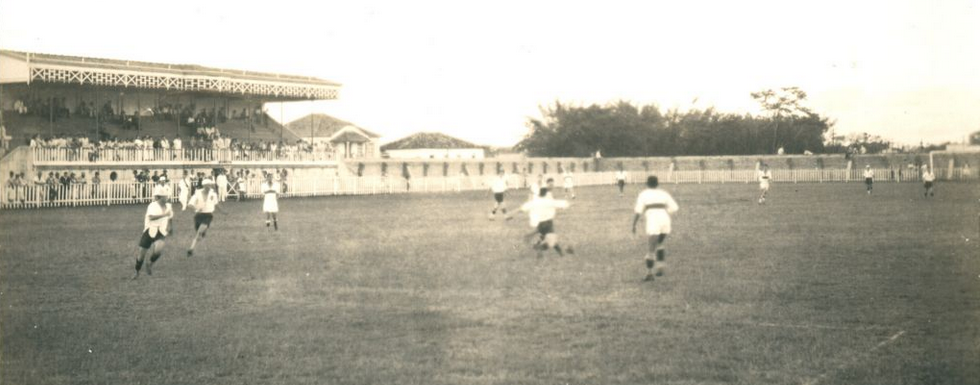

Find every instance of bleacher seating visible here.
[1,111,294,146]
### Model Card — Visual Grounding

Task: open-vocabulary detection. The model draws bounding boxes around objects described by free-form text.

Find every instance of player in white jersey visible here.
[132,186,174,279]
[757,163,772,204]
[520,187,573,257]
[186,178,220,257]
[863,165,874,195]
[922,166,936,197]
[632,176,679,281]
[616,169,627,197]
[261,172,280,230]
[488,171,511,220]
[562,171,575,199]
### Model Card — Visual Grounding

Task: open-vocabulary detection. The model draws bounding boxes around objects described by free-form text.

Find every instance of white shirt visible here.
[758,169,772,183]
[172,138,182,150]
[863,169,874,178]
[529,182,541,198]
[521,196,570,226]
[923,171,935,182]
[189,189,219,213]
[216,174,228,186]
[144,201,173,237]
[262,181,280,196]
[563,173,574,186]
[616,171,627,181]
[491,176,507,193]
[634,188,679,219]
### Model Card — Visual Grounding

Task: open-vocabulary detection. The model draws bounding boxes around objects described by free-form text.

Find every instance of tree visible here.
[518,91,833,157]
[751,87,813,153]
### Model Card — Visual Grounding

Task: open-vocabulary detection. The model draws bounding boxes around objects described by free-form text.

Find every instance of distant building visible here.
[381,132,485,159]
[284,114,381,158]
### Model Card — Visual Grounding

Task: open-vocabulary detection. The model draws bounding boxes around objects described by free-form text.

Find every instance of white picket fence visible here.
[1,168,975,210]
[32,147,337,164]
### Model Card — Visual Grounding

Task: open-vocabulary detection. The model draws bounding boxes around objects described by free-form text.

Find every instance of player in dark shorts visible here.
[132,186,174,279]
[863,165,874,195]
[187,179,220,257]
[488,171,510,220]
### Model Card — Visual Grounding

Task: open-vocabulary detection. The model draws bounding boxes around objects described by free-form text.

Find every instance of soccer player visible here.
[562,171,575,199]
[488,171,510,220]
[616,169,627,197]
[132,186,174,279]
[757,163,772,204]
[922,166,936,197]
[863,165,874,195]
[632,176,679,281]
[520,187,573,258]
[186,178,220,257]
[261,172,280,230]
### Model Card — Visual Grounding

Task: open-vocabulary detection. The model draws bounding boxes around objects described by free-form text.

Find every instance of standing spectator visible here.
[46,172,58,202]
[0,124,10,152]
[92,171,101,199]
[178,170,192,211]
[172,136,182,160]
[5,172,16,204]
[216,169,229,202]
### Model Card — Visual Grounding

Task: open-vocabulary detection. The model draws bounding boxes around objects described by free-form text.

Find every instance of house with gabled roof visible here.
[284,113,381,158]
[381,132,485,159]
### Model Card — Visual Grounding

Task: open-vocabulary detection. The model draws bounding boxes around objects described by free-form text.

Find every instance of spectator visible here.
[5,172,16,203]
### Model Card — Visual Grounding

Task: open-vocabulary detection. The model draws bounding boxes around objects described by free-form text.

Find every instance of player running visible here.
[132,185,174,279]
[632,176,679,281]
[757,163,772,204]
[261,172,280,230]
[616,169,627,197]
[186,178,220,257]
[488,171,510,220]
[520,187,573,258]
[922,166,936,197]
[863,165,874,195]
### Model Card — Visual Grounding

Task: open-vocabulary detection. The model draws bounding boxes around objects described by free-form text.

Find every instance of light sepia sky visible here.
[2,0,978,147]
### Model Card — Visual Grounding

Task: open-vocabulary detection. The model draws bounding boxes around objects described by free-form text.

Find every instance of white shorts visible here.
[759,181,770,190]
[263,195,279,213]
[644,212,671,235]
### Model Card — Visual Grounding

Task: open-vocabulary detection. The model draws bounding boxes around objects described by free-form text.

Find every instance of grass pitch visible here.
[2,182,979,385]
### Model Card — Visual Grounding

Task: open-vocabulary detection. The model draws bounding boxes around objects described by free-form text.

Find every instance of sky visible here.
[2,0,978,147]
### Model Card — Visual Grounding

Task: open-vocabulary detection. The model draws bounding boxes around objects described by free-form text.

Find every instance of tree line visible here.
[516,88,835,157]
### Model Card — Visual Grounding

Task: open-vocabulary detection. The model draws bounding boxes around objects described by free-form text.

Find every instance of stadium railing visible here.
[32,147,338,164]
[1,168,975,210]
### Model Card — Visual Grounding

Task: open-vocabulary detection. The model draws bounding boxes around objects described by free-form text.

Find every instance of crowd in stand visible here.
[4,167,291,205]
[28,129,334,162]
[12,98,268,128]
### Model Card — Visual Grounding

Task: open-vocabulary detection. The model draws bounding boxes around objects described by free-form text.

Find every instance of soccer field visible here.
[1,182,978,385]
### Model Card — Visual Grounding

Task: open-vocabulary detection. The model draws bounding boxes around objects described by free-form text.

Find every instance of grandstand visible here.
[0,49,340,175]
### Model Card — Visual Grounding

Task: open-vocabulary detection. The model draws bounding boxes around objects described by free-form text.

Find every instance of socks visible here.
[135,259,143,272]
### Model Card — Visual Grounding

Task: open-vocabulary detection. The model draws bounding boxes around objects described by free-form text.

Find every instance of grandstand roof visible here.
[284,114,380,139]
[381,132,481,151]
[0,50,340,101]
